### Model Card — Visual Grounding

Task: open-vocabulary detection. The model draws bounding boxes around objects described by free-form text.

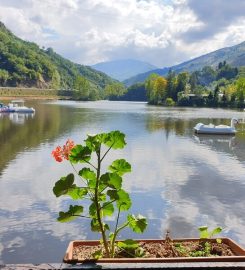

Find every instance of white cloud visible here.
[0,0,244,68]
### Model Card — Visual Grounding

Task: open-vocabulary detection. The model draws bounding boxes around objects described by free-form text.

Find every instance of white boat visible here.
[8,100,35,113]
[194,118,238,135]
[0,102,15,113]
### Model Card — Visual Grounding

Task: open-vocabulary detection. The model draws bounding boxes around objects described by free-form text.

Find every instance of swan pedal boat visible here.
[194,119,238,135]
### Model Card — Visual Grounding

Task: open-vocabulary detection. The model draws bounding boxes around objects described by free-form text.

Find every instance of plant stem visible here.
[100,143,114,162]
[94,146,110,257]
[83,159,97,170]
[111,206,121,257]
[99,199,116,210]
[73,214,91,219]
[114,222,129,242]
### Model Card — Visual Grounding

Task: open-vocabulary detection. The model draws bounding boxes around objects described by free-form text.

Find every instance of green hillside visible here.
[124,41,245,86]
[0,22,114,90]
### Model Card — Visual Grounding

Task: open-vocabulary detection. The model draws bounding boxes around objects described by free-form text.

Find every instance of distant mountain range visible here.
[124,41,245,86]
[0,21,114,89]
[92,59,158,81]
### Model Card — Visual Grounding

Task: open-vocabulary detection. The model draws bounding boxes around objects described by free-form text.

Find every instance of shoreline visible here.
[0,87,73,101]
[0,96,69,101]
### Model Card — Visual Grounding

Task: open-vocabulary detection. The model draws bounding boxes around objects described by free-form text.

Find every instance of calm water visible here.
[0,100,245,264]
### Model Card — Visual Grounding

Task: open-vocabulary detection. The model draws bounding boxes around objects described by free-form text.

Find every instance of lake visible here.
[0,100,245,264]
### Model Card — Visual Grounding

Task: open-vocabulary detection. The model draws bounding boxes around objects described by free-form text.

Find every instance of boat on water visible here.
[194,118,238,135]
[7,100,35,113]
[0,102,15,113]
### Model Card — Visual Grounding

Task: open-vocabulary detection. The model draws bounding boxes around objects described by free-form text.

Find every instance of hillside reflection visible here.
[0,101,102,174]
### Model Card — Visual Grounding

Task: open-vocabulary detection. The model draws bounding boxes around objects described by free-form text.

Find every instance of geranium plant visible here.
[52,130,147,258]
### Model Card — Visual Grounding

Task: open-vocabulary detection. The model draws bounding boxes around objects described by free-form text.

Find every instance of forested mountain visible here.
[124,41,245,86]
[92,59,157,81]
[0,22,114,90]
[117,61,245,109]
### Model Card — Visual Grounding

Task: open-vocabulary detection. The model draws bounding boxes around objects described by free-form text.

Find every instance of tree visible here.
[0,69,9,86]
[73,75,90,100]
[189,72,198,92]
[145,73,159,104]
[199,66,216,86]
[235,78,245,107]
[175,72,189,101]
[105,82,126,100]
[213,85,219,106]
[165,97,175,106]
[166,69,176,99]
[153,76,167,104]
[236,77,245,93]
[207,91,214,107]
[120,83,147,101]
[51,69,61,89]
[217,62,238,80]
[220,91,228,107]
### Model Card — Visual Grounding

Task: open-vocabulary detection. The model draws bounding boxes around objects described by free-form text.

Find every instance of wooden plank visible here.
[1,262,245,270]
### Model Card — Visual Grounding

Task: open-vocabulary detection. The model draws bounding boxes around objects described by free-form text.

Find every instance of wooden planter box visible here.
[63,238,245,264]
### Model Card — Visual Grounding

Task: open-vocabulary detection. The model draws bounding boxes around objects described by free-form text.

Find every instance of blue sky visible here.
[0,0,244,67]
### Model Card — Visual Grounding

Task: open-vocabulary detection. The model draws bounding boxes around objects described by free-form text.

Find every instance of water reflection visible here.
[0,101,245,263]
[0,112,35,125]
[194,134,236,151]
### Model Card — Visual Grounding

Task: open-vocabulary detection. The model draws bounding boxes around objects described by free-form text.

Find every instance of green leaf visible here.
[57,205,83,222]
[135,247,145,257]
[98,193,107,202]
[53,174,88,200]
[198,226,208,231]
[216,238,222,244]
[99,131,126,149]
[79,168,97,181]
[117,189,131,211]
[107,189,132,211]
[102,202,114,216]
[108,159,131,176]
[117,240,145,258]
[67,187,88,200]
[117,239,139,249]
[91,218,100,232]
[85,134,101,152]
[210,227,222,237]
[107,189,118,200]
[79,168,97,188]
[89,202,97,217]
[100,173,122,190]
[104,223,110,231]
[109,232,114,241]
[198,226,209,239]
[53,173,75,197]
[92,249,102,259]
[69,145,92,163]
[127,214,148,233]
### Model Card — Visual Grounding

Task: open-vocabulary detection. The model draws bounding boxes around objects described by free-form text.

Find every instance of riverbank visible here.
[0,96,63,100]
[0,87,72,100]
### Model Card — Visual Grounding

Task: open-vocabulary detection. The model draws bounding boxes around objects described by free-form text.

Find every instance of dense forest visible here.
[0,21,115,100]
[112,62,245,108]
[124,41,245,86]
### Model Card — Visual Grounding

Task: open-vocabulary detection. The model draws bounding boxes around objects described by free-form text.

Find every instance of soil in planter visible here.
[72,240,235,260]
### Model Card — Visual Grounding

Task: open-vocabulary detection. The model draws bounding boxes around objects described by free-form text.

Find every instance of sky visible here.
[0,0,244,67]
